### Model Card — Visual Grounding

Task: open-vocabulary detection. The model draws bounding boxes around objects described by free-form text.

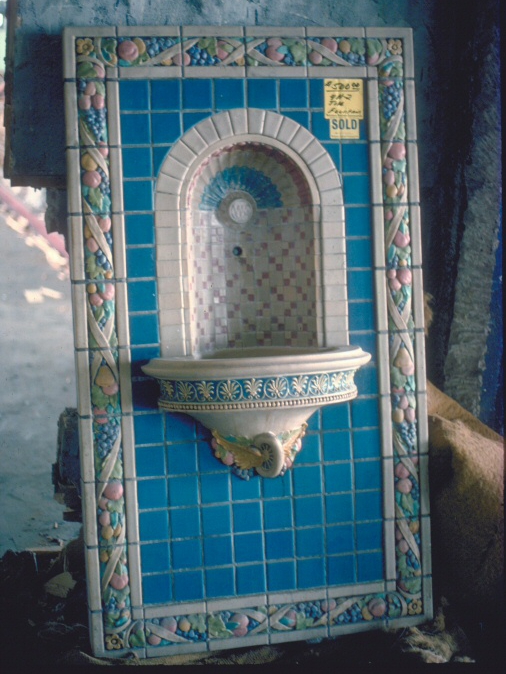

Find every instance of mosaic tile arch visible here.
[154,109,349,357]
[63,25,432,659]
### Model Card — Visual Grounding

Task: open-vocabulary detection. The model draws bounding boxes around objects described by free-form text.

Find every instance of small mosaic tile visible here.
[64,25,431,658]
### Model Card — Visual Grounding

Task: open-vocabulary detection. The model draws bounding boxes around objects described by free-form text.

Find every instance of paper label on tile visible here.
[324,79,364,119]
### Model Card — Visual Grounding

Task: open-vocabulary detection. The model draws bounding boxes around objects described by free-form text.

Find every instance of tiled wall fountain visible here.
[64,26,431,658]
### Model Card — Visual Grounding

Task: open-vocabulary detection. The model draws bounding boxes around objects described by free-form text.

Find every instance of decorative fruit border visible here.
[67,28,428,656]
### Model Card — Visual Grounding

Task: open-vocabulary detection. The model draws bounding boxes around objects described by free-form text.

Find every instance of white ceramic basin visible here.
[142,345,371,477]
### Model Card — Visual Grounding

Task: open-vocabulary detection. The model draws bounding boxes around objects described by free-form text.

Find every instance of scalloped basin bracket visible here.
[142,346,371,478]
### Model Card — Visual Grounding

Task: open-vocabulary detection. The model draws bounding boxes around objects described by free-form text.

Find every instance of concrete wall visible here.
[3,0,502,432]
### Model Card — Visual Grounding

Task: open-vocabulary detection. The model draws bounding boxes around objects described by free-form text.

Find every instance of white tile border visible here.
[68,216,85,281]
[118,66,183,79]
[209,633,269,651]
[78,415,95,483]
[75,349,92,416]
[85,546,103,611]
[144,601,206,619]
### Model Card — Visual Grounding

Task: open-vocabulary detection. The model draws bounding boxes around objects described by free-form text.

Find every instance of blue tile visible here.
[233,502,262,533]
[342,143,369,172]
[134,413,164,445]
[345,207,371,236]
[322,143,341,172]
[267,561,296,591]
[168,475,199,507]
[214,79,245,109]
[354,366,379,395]
[167,442,198,475]
[263,499,292,530]
[120,80,150,111]
[170,507,201,539]
[306,410,321,432]
[356,521,383,551]
[129,313,159,345]
[247,79,277,109]
[327,524,354,554]
[311,111,330,140]
[202,505,231,536]
[324,463,353,493]
[125,214,155,246]
[349,332,377,361]
[136,445,165,477]
[297,557,325,588]
[204,535,233,566]
[153,146,170,175]
[294,496,323,527]
[347,270,374,300]
[309,79,324,108]
[352,398,380,428]
[183,111,210,130]
[355,491,383,521]
[280,79,308,108]
[141,542,170,573]
[206,567,235,598]
[200,472,230,504]
[132,378,160,411]
[232,475,261,500]
[151,79,181,110]
[234,533,264,563]
[166,412,196,443]
[327,555,355,585]
[122,147,153,178]
[262,471,292,498]
[151,112,181,144]
[322,403,350,431]
[293,465,322,496]
[357,551,384,582]
[126,247,156,278]
[236,564,266,594]
[355,460,382,491]
[347,238,373,269]
[183,79,212,109]
[352,428,382,459]
[128,280,157,312]
[322,431,352,462]
[343,175,371,205]
[198,442,228,472]
[283,110,309,128]
[325,493,354,524]
[121,113,150,144]
[172,538,202,570]
[265,530,294,560]
[142,573,172,604]
[173,570,204,601]
[137,478,168,509]
[297,434,320,463]
[348,301,375,331]
[131,378,158,411]
[139,510,169,541]
[296,527,324,557]
[123,180,154,212]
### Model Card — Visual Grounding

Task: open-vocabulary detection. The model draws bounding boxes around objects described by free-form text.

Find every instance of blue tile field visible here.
[119,77,383,605]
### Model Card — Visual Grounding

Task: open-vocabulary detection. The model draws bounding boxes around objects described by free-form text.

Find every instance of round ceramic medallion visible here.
[217,191,257,227]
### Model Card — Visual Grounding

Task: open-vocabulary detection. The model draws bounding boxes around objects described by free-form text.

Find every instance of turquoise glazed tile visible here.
[136,445,165,477]
[322,431,352,462]
[139,510,169,541]
[297,557,325,588]
[357,551,384,582]
[142,573,172,604]
[123,180,154,211]
[167,442,198,475]
[168,475,199,507]
[129,313,159,345]
[137,478,168,509]
[170,507,201,538]
[355,491,383,521]
[280,79,308,108]
[125,214,155,246]
[327,555,355,585]
[151,79,181,110]
[202,504,232,536]
[236,564,266,594]
[343,175,372,205]
[325,493,354,524]
[141,542,170,573]
[267,561,296,591]
[122,147,153,178]
[183,78,212,109]
[134,413,164,445]
[353,428,382,459]
[234,532,264,563]
[214,79,245,109]
[119,80,150,111]
[151,112,181,144]
[127,280,158,311]
[342,143,370,172]
[120,113,151,144]
[247,79,277,109]
[206,567,235,597]
[264,498,293,529]
[355,460,382,491]
[348,301,376,331]
[126,247,156,278]
[345,207,372,236]
[173,570,204,601]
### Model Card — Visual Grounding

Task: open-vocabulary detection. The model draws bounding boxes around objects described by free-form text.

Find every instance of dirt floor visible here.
[0,204,81,557]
